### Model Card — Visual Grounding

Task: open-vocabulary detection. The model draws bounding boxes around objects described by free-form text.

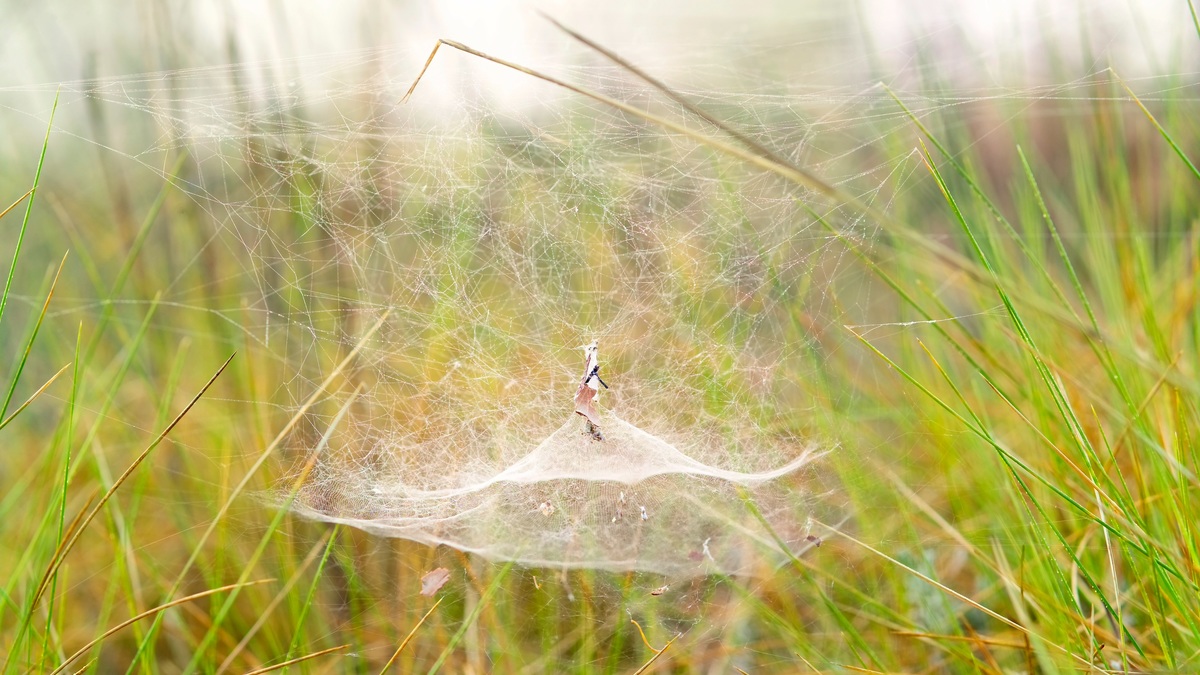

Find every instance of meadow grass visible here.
[1,19,1200,675]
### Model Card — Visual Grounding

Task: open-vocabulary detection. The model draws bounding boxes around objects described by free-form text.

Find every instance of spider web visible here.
[229,60,866,575]
[109,46,869,576]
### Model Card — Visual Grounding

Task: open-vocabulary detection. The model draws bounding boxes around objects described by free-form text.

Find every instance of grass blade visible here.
[0,92,57,330]
[0,251,68,419]
[243,644,348,675]
[426,561,516,675]
[378,597,444,674]
[1190,0,1200,43]
[214,529,337,674]
[50,580,273,675]
[1116,73,1200,183]
[0,362,70,432]
[0,188,33,223]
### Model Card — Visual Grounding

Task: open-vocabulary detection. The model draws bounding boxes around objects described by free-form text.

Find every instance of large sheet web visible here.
[287,344,826,576]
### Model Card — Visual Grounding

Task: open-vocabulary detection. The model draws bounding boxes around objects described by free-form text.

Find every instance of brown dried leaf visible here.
[574,383,600,426]
[419,568,451,597]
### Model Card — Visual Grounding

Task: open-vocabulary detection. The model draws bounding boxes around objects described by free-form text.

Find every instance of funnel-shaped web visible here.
[285,343,826,577]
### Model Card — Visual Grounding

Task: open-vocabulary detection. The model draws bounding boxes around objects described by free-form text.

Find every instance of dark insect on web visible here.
[586,364,608,390]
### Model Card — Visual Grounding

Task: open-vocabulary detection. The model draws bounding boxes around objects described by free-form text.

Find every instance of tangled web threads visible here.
[37,46,863,576]
[286,344,827,576]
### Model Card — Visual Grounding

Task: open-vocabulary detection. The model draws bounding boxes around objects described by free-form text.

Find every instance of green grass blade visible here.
[1117,75,1200,183]
[1190,0,1200,43]
[0,252,67,419]
[0,91,57,331]
[426,560,516,675]
[276,527,340,672]
[40,323,83,670]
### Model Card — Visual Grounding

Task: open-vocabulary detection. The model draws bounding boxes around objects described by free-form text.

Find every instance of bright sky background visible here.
[4,1,1192,82]
[0,0,1193,135]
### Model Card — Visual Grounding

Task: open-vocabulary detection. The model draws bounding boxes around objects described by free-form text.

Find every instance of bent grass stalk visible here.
[629,619,677,675]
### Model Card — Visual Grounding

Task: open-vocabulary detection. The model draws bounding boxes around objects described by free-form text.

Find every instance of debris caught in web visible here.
[574,340,608,441]
[419,568,451,597]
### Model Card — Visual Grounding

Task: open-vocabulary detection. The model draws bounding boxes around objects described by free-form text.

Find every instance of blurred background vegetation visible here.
[1,0,1199,672]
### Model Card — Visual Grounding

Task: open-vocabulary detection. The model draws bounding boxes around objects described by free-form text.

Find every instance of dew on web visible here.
[284,341,827,577]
